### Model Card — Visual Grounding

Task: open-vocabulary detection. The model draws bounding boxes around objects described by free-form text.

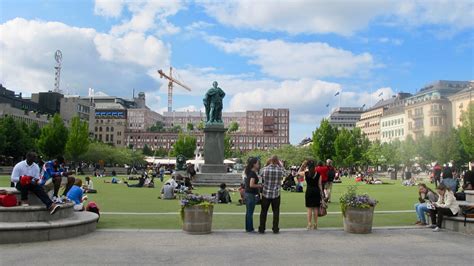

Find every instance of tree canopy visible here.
[37,114,69,159]
[65,116,90,162]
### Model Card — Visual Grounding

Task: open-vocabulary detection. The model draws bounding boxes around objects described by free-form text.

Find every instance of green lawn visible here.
[0,175,431,229]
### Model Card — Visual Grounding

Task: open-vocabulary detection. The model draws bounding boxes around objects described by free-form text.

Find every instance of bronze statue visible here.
[203,81,225,124]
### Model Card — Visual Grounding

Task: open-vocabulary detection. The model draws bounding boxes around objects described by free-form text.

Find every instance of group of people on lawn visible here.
[10,152,94,214]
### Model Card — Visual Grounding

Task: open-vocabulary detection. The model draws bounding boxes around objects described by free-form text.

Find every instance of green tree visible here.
[65,116,90,162]
[0,117,29,160]
[37,114,69,159]
[459,102,474,162]
[445,128,466,165]
[365,140,383,166]
[148,121,165,132]
[142,144,153,156]
[186,123,194,132]
[228,121,239,133]
[414,134,433,165]
[169,125,183,133]
[334,128,353,167]
[311,119,337,161]
[224,134,233,158]
[399,134,417,166]
[349,127,369,166]
[171,134,196,158]
[197,121,205,131]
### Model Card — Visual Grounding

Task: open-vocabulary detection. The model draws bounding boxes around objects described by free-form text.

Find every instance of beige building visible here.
[59,96,95,133]
[357,93,411,142]
[448,86,473,128]
[328,107,364,130]
[380,107,406,143]
[0,103,50,127]
[405,80,471,139]
[127,108,163,132]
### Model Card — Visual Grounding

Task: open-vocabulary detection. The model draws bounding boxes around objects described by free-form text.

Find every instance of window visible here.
[99,127,102,132]
[106,127,109,132]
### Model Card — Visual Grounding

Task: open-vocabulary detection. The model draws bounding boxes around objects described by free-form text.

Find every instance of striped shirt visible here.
[261,164,285,199]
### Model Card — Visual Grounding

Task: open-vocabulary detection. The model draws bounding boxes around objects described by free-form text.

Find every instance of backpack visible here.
[86,201,100,222]
[461,205,474,226]
[327,168,336,182]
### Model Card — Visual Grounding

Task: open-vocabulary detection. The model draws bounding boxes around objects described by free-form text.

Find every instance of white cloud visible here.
[199,0,473,36]
[98,0,183,36]
[0,18,169,96]
[94,0,125,18]
[208,37,376,79]
[228,79,395,125]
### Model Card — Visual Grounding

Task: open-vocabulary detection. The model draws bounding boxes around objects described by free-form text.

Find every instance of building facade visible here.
[127,108,163,132]
[0,103,50,127]
[328,107,364,130]
[380,107,406,143]
[448,86,473,128]
[59,96,95,132]
[404,80,470,139]
[357,93,411,142]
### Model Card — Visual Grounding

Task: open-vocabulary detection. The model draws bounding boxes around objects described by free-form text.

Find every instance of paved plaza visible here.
[1,228,472,265]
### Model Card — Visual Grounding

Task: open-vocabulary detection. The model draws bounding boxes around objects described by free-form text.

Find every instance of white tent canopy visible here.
[144,157,176,165]
[186,159,236,165]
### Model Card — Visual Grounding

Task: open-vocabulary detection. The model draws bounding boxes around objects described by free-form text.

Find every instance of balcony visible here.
[429,109,447,116]
[412,126,424,132]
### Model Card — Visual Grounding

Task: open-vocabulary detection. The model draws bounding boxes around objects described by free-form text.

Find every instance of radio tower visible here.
[53,50,63,93]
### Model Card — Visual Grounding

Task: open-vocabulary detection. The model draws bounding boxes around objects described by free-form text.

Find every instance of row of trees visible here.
[0,114,144,166]
[0,114,88,162]
[311,103,473,169]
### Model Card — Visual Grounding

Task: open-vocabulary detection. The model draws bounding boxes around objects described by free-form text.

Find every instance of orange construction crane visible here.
[158,67,191,112]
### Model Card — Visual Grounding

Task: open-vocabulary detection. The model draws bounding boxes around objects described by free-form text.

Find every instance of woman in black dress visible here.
[298,160,322,230]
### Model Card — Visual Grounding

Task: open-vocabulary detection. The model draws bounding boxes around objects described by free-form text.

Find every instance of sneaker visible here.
[426,224,436,229]
[415,221,421,225]
[49,204,60,215]
[52,196,63,204]
[432,227,440,232]
[60,195,70,203]
[21,203,30,207]
[419,222,428,226]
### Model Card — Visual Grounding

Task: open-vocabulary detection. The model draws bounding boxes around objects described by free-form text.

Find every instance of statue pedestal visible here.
[201,124,227,173]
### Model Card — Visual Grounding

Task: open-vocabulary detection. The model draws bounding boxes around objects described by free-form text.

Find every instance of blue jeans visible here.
[415,203,429,223]
[245,193,257,232]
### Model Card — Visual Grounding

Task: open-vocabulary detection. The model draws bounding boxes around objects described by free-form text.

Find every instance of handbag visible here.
[318,200,327,217]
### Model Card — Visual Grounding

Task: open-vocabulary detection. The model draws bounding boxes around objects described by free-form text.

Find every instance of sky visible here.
[1,0,473,144]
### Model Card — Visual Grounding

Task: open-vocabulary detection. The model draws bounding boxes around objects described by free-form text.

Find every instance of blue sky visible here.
[1,0,473,144]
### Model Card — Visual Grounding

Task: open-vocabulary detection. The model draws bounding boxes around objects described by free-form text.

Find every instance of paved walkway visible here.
[1,228,472,265]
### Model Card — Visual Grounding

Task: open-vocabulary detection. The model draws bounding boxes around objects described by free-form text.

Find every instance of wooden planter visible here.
[182,205,214,234]
[343,206,375,234]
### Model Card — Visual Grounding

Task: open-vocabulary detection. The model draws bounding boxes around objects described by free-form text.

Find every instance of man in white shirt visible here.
[11,152,60,215]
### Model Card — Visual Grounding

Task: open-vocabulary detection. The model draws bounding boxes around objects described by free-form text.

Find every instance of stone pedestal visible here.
[201,124,227,174]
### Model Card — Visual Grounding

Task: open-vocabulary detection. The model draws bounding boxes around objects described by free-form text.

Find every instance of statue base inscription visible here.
[202,124,227,174]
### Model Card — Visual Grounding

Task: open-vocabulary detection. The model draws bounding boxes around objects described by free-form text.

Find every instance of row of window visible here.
[382,118,404,127]
[382,128,404,139]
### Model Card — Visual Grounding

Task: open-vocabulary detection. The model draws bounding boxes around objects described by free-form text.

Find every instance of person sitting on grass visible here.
[67,178,88,211]
[11,152,60,215]
[82,176,97,193]
[124,175,145,188]
[217,183,232,204]
[159,182,176,199]
[414,183,438,226]
[428,184,460,232]
[104,176,121,184]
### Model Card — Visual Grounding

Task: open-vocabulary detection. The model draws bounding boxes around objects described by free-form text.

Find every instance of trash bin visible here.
[390,171,397,180]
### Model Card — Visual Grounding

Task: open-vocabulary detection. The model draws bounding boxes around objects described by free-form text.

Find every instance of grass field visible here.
[0,175,433,230]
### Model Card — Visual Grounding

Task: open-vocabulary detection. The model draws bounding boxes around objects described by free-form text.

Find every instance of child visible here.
[67,178,87,211]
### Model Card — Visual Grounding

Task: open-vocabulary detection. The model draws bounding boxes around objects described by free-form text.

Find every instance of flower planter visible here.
[343,206,375,234]
[182,205,213,234]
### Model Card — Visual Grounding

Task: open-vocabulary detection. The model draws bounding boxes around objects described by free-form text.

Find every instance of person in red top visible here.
[315,161,328,200]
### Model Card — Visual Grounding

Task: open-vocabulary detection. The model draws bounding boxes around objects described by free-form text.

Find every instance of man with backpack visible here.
[325,159,336,203]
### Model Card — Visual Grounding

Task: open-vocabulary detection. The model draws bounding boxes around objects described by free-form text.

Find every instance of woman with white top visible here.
[428,184,460,232]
